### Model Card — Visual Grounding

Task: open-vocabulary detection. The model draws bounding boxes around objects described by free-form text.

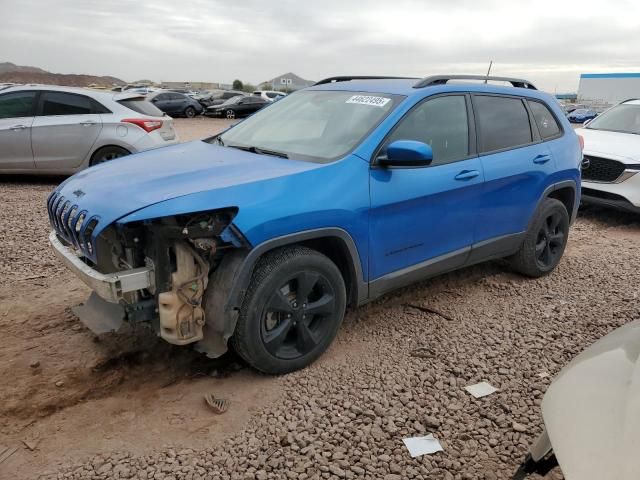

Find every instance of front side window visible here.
[0,91,36,119]
[586,102,640,135]
[41,92,92,116]
[216,90,402,163]
[528,100,561,139]
[382,95,469,165]
[475,95,532,153]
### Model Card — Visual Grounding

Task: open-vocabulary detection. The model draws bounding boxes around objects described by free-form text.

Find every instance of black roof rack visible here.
[314,76,419,86]
[414,75,537,90]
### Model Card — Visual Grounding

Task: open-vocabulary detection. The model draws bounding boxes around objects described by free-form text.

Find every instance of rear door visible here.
[472,94,556,244]
[0,90,37,169]
[32,91,103,170]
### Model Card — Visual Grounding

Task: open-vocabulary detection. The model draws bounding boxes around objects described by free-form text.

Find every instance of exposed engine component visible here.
[158,242,210,345]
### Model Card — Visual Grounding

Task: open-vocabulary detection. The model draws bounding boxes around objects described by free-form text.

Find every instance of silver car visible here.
[0,85,179,174]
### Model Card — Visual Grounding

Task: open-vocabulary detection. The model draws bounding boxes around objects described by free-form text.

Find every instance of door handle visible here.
[79,121,98,126]
[454,170,480,181]
[533,154,551,164]
[10,124,28,131]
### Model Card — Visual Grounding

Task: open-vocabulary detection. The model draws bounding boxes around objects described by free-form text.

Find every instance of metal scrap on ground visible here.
[402,434,444,458]
[464,382,499,398]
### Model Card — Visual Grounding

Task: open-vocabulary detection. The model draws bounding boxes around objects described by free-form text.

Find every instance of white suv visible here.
[0,85,179,174]
[579,99,640,213]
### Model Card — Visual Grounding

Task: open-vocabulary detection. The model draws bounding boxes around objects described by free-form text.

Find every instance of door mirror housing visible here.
[379,140,433,167]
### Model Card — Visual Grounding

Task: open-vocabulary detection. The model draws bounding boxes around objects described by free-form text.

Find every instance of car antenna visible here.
[484,60,493,83]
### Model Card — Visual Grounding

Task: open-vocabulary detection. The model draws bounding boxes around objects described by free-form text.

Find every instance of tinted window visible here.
[384,95,469,165]
[475,95,532,152]
[170,93,185,100]
[0,91,36,119]
[92,100,111,114]
[154,93,170,101]
[528,101,561,139]
[41,92,92,116]
[118,98,163,116]
[267,92,279,99]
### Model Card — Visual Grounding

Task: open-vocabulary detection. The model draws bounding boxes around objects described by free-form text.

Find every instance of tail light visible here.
[577,134,584,151]
[121,118,163,133]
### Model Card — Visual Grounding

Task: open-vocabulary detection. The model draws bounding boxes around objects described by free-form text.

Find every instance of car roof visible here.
[304,76,554,102]
[2,84,142,103]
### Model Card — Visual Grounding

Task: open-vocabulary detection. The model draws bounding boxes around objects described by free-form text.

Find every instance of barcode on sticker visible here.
[346,95,391,107]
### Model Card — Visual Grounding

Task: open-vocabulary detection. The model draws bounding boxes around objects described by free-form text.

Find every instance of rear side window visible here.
[384,95,469,165]
[92,100,111,114]
[41,92,92,116]
[0,91,36,118]
[475,95,532,153]
[528,100,561,139]
[118,98,164,116]
[266,92,278,99]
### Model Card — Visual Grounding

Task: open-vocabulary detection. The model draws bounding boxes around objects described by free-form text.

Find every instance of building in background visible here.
[578,73,640,104]
[263,72,315,91]
[160,81,227,91]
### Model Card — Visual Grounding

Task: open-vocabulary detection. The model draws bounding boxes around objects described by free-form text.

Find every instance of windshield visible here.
[213,90,403,163]
[587,103,640,134]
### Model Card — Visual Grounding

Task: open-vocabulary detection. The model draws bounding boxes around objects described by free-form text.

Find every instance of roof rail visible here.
[314,75,418,86]
[414,75,537,90]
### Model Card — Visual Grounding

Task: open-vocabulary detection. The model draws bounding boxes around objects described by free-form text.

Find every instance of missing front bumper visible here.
[49,231,154,303]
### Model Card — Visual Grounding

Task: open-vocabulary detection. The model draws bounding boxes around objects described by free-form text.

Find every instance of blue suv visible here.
[48,75,581,374]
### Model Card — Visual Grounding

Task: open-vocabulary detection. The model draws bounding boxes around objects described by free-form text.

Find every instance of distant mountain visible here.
[0,62,125,87]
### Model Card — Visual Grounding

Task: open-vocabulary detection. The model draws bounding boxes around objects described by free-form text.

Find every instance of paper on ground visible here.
[402,434,444,457]
[464,381,498,398]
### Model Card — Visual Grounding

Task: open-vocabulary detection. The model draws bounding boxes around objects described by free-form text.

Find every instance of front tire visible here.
[510,198,569,277]
[225,109,236,119]
[232,246,346,375]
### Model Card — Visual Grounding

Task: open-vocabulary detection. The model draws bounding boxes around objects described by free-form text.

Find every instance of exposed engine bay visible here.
[74,209,245,350]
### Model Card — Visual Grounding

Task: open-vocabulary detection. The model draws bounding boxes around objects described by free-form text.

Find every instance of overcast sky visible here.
[1,0,639,92]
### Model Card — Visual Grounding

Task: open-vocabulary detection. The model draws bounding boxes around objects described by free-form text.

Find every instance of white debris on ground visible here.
[403,434,444,458]
[465,382,499,399]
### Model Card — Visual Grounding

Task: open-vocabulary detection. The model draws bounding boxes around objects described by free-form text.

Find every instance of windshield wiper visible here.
[226,144,289,159]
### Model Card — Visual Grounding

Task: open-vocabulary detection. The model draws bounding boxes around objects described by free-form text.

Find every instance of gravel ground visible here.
[1,118,639,479]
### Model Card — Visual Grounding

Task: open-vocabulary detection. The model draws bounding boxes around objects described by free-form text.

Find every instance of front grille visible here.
[47,191,100,261]
[581,155,626,182]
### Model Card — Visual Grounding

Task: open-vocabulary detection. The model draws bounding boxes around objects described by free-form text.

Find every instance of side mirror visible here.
[379,140,433,167]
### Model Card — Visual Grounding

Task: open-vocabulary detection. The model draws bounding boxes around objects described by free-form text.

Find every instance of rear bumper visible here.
[49,231,154,303]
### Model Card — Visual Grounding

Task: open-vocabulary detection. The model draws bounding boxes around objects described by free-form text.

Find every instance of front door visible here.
[369,94,483,292]
[0,90,37,170]
[32,91,103,170]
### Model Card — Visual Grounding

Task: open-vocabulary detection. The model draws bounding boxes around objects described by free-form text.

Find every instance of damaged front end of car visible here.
[48,198,248,357]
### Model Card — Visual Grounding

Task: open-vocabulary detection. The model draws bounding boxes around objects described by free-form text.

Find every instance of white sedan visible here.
[579,99,640,213]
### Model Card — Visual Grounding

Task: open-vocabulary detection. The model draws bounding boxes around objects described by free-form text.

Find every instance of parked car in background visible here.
[562,103,586,115]
[147,90,204,118]
[48,74,580,375]
[579,99,640,213]
[0,85,178,174]
[204,95,268,118]
[514,319,640,479]
[195,90,246,108]
[253,90,287,102]
[167,88,198,97]
[567,108,597,123]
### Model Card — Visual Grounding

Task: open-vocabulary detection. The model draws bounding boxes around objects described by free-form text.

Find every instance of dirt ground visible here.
[1,118,638,479]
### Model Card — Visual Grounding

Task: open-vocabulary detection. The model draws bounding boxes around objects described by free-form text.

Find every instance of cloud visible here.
[1,0,639,91]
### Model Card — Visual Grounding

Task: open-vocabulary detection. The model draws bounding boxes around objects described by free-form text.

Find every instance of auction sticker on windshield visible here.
[346,95,391,107]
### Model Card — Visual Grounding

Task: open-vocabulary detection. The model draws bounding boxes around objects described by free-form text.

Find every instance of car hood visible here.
[580,128,640,163]
[541,320,640,480]
[52,140,321,236]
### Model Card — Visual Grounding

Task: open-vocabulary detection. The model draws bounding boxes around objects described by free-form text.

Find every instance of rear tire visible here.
[510,198,569,277]
[90,146,130,166]
[232,246,346,375]
[184,106,196,118]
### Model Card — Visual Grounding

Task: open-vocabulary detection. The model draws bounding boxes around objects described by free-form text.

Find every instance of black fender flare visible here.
[195,227,367,358]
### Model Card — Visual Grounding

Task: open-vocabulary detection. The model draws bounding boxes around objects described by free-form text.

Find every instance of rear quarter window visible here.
[118,98,164,116]
[475,95,532,153]
[528,100,561,139]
